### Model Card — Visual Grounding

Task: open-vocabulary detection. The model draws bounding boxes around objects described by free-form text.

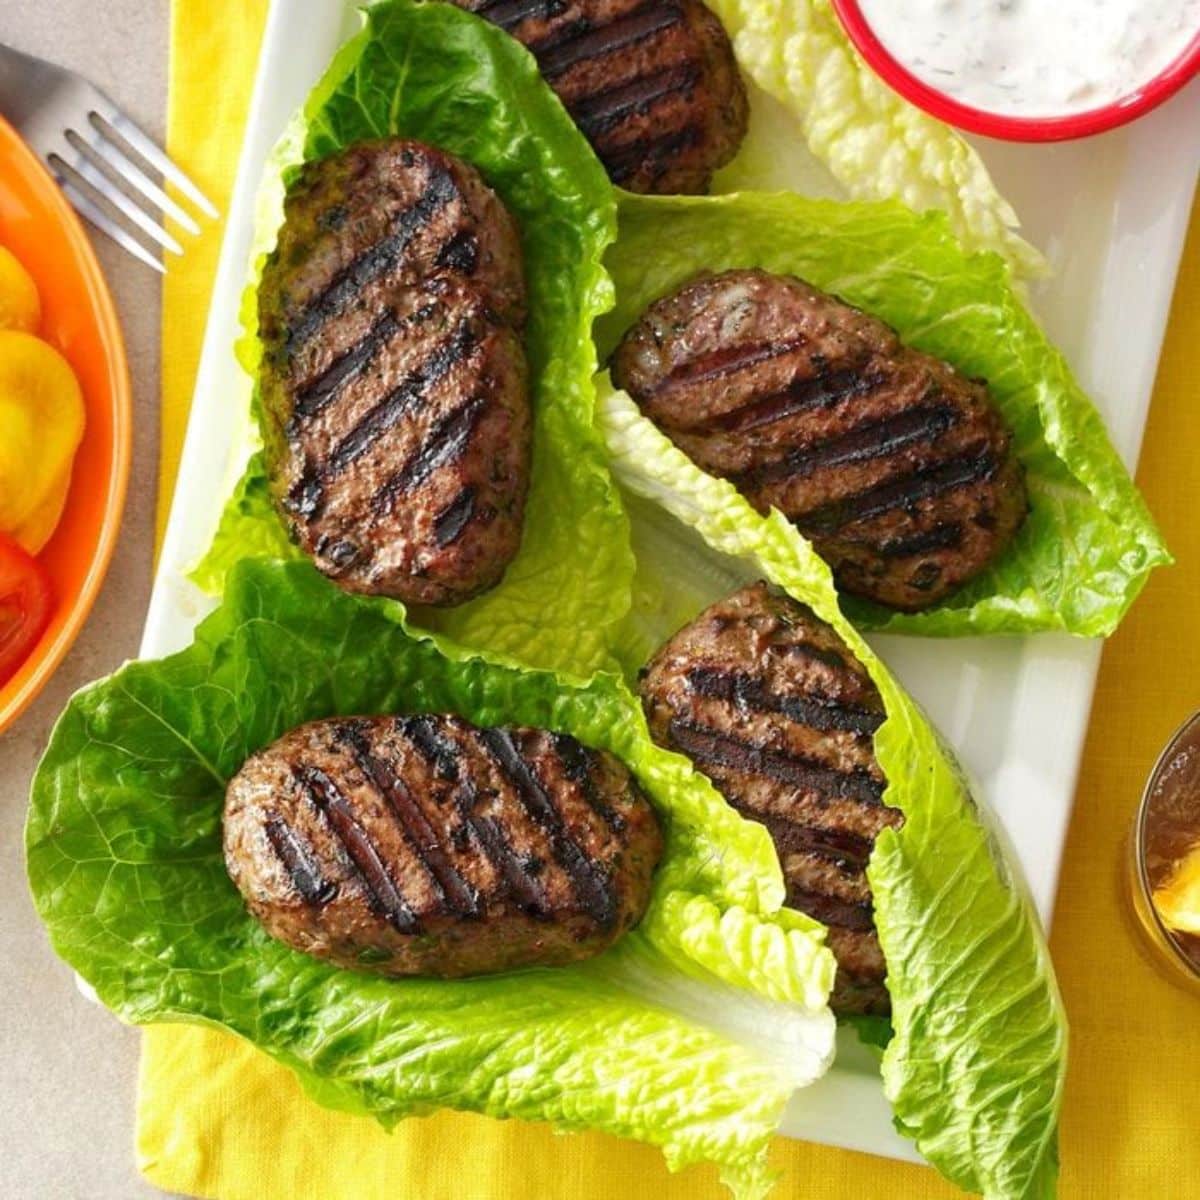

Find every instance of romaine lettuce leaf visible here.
[598,381,1067,1199]
[192,0,632,678]
[27,558,837,1198]
[705,0,1045,277]
[597,190,1169,637]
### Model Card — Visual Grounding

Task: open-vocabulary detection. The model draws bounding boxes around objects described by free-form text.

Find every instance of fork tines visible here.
[0,42,216,271]
[49,104,218,273]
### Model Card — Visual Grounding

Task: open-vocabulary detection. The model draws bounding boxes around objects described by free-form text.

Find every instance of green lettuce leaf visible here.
[705,0,1045,276]
[599,382,1067,1199]
[192,0,632,678]
[27,558,838,1197]
[597,191,1169,638]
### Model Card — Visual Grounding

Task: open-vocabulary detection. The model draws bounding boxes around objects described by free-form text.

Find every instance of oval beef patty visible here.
[258,139,531,607]
[639,582,902,1014]
[225,714,663,978]
[612,269,1028,611]
[451,0,748,194]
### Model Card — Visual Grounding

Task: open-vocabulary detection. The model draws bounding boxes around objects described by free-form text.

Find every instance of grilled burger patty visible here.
[451,0,748,194]
[638,582,902,1014]
[612,270,1028,611]
[224,715,663,977]
[258,139,531,607]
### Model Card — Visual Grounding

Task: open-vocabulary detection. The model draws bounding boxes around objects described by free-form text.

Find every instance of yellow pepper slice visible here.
[0,246,41,333]
[0,331,85,554]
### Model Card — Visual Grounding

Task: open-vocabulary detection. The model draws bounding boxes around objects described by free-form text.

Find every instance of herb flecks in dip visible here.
[858,0,1200,118]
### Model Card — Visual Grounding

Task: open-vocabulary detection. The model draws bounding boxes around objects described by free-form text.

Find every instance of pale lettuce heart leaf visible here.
[597,190,1169,638]
[27,558,838,1198]
[192,0,632,678]
[598,382,1067,1199]
[705,0,1044,276]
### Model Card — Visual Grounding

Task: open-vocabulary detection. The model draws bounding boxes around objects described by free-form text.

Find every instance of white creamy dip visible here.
[857,0,1200,118]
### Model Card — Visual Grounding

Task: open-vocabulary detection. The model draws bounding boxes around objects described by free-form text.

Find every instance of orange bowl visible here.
[0,116,132,732]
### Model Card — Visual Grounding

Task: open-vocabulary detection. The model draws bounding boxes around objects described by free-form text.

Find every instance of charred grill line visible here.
[397,718,550,916]
[706,369,885,436]
[289,314,401,433]
[264,816,337,904]
[877,522,965,559]
[435,230,480,275]
[683,665,884,736]
[455,777,550,917]
[551,733,627,833]
[748,810,875,870]
[433,486,478,547]
[570,65,700,138]
[329,320,478,473]
[398,715,460,781]
[734,405,958,489]
[606,125,702,183]
[532,3,685,79]
[294,764,422,934]
[797,450,999,537]
[666,718,886,805]
[339,725,480,917]
[477,0,564,29]
[285,169,458,350]
[660,336,812,391]
[789,888,875,931]
[370,394,487,517]
[477,728,619,928]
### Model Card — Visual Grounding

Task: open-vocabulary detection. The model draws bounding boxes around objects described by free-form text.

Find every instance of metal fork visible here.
[0,42,216,272]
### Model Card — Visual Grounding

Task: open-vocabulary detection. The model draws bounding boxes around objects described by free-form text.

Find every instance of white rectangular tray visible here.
[142,0,1200,1167]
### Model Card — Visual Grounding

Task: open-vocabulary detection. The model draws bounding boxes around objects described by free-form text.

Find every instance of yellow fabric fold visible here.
[147,1,1200,1195]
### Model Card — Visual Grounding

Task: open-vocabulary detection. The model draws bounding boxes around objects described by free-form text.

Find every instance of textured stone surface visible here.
[1,1,170,1195]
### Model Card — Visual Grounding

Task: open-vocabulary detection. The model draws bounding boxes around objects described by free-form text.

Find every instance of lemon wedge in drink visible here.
[1153,843,1200,936]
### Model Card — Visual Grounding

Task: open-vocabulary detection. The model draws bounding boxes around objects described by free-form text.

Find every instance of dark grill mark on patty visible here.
[666,719,885,805]
[433,487,478,548]
[704,368,886,436]
[551,732,627,833]
[264,816,337,904]
[398,714,461,781]
[605,125,702,184]
[878,522,964,559]
[750,810,874,870]
[789,889,875,932]
[289,313,401,432]
[435,230,480,274]
[661,337,811,390]
[797,450,998,536]
[478,0,565,29]
[397,717,551,916]
[683,665,884,736]
[338,723,480,917]
[570,65,699,138]
[532,3,685,78]
[477,728,619,928]
[327,320,479,482]
[285,169,458,350]
[463,799,552,918]
[371,394,487,517]
[294,764,421,934]
[736,405,958,490]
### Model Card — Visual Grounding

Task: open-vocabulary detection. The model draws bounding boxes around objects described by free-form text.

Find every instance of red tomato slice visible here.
[0,531,53,686]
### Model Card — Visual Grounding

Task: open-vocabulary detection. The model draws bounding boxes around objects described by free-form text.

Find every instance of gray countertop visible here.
[2,1,170,1195]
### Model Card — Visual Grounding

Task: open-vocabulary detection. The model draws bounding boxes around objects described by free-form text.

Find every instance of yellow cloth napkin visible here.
[144,2,1200,1195]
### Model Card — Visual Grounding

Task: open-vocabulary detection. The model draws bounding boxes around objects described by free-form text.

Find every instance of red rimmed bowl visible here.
[831,0,1200,142]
